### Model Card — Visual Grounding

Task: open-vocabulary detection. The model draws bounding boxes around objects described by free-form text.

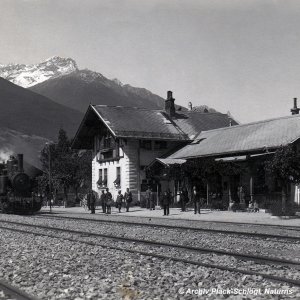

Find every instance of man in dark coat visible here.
[145,186,152,209]
[180,187,189,212]
[192,186,201,214]
[150,189,156,210]
[124,188,132,212]
[87,192,91,211]
[100,190,106,213]
[162,190,171,216]
[106,188,113,214]
[88,190,96,214]
[116,190,124,213]
[145,187,156,210]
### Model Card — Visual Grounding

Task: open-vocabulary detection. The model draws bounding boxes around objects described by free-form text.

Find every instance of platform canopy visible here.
[168,114,300,159]
[156,158,187,166]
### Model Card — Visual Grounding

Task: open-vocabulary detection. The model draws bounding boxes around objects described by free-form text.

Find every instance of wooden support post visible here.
[137,141,141,202]
[250,176,254,203]
[228,186,232,202]
[156,183,159,206]
[206,182,209,206]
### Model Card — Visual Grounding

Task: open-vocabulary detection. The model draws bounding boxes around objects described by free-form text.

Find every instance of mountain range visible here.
[0,56,218,166]
[0,56,217,113]
[0,56,168,112]
[30,69,165,112]
[0,56,77,88]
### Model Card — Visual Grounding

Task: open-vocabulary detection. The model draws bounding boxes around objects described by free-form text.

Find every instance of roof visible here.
[72,104,235,149]
[168,114,300,159]
[146,158,186,173]
[156,158,186,166]
[172,111,238,139]
[92,105,189,140]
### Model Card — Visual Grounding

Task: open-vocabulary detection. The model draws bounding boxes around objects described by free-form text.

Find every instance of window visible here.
[104,168,108,185]
[98,169,103,183]
[97,169,107,187]
[103,150,113,160]
[114,167,121,187]
[154,141,167,150]
[140,140,152,150]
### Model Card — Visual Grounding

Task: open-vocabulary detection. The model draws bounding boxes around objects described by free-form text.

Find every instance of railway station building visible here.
[72,91,235,203]
[158,108,300,212]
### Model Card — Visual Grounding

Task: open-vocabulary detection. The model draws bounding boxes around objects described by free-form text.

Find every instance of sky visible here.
[1,0,300,123]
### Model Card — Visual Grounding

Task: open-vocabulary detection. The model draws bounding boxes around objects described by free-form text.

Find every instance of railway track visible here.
[40,209,300,229]
[2,219,299,266]
[36,213,300,242]
[0,219,299,288]
[0,279,38,300]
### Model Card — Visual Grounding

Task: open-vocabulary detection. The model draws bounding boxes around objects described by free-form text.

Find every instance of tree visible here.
[265,145,300,215]
[38,129,92,204]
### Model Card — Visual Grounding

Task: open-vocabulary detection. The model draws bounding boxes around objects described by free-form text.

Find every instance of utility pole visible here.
[46,142,53,213]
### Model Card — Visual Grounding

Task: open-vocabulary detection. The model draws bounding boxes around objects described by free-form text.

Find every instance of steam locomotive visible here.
[0,154,42,214]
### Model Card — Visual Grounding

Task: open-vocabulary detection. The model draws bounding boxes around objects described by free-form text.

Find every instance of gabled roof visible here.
[168,114,300,159]
[72,104,235,149]
[92,105,189,140]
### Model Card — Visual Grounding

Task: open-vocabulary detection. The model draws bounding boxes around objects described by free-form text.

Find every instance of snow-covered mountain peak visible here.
[44,56,78,69]
[0,56,78,88]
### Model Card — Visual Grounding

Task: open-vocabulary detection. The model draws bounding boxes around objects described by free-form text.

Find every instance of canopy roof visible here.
[156,158,187,166]
[168,114,300,159]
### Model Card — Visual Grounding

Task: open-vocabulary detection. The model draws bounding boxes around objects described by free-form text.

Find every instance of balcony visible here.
[96,148,122,163]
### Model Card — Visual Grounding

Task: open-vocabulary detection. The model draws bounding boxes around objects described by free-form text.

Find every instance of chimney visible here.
[291,98,300,115]
[188,102,193,111]
[17,154,23,173]
[165,91,175,118]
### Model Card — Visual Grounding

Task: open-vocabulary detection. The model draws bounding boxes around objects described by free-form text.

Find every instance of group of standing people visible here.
[145,185,202,216]
[86,185,203,216]
[85,188,133,214]
[99,188,133,214]
[179,186,202,214]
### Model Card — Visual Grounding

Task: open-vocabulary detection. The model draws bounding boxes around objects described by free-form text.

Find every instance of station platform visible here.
[40,206,300,227]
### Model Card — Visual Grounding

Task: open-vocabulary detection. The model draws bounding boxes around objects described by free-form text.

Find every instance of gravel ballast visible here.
[0,222,299,282]
[1,229,300,299]
[0,215,299,262]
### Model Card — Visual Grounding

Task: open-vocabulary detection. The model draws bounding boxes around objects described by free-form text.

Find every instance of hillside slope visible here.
[0,77,83,140]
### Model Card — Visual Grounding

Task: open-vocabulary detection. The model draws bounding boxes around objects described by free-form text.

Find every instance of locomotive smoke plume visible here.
[0,148,14,162]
